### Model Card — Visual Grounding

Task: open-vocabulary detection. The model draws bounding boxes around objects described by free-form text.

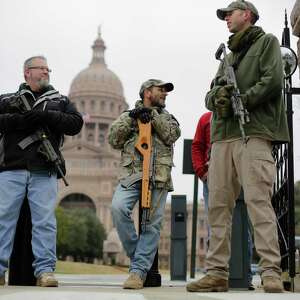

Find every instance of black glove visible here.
[215,97,232,119]
[216,84,234,99]
[0,97,22,114]
[23,111,47,126]
[0,101,10,114]
[24,110,62,127]
[129,107,152,123]
[214,85,234,119]
[7,114,26,128]
[3,113,35,131]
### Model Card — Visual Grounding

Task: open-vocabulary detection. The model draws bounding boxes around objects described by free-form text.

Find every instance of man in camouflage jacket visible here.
[109,79,180,289]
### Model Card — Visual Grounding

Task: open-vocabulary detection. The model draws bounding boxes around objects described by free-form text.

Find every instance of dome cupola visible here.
[69,27,124,99]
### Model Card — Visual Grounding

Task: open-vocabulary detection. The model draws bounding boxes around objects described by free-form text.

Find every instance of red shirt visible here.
[191,112,212,179]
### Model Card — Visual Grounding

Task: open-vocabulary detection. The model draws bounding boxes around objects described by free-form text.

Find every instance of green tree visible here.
[66,210,88,261]
[56,206,71,259]
[68,208,106,262]
[56,207,106,262]
[56,207,88,260]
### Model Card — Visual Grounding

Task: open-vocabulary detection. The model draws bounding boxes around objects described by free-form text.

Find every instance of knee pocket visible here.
[249,151,275,185]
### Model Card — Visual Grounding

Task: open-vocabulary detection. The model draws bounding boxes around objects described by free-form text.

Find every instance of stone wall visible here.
[291,0,300,77]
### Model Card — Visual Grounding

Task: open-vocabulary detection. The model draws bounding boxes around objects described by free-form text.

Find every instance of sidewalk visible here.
[0,274,299,300]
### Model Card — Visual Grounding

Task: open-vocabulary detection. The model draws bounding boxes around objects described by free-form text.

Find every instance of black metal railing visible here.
[271,11,298,291]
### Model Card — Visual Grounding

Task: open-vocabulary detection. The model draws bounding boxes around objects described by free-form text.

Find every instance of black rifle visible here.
[16,94,69,186]
[215,43,250,144]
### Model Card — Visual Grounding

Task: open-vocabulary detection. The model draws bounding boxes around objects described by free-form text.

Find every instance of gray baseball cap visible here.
[139,79,174,99]
[217,1,259,23]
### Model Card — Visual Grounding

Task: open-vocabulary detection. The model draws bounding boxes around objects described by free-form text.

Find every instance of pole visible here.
[139,198,161,287]
[190,174,198,278]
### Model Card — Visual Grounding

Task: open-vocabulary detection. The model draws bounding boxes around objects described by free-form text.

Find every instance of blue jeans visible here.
[203,180,209,240]
[0,170,58,277]
[203,180,209,215]
[111,182,167,279]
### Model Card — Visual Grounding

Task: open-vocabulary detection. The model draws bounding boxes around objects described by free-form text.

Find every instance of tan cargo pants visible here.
[206,138,281,280]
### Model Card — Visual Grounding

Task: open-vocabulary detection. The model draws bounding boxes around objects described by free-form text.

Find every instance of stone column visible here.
[291,0,300,78]
[81,123,86,141]
[95,122,99,145]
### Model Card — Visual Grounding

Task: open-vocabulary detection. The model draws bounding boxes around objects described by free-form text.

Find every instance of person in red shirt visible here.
[192,111,212,216]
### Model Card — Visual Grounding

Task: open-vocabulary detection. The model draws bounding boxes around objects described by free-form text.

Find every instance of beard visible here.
[150,97,166,108]
[37,78,50,90]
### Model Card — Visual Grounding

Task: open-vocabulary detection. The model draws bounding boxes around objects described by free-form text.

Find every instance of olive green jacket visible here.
[206,33,290,144]
[108,100,181,191]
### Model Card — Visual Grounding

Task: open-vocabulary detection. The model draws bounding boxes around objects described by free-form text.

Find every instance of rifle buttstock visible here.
[135,120,152,209]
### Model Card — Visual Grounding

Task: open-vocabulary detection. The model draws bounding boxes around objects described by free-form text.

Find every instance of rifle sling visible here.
[149,189,164,220]
[18,133,42,150]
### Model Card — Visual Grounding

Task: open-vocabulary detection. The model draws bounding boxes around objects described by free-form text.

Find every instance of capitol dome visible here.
[66,27,128,148]
[69,28,124,99]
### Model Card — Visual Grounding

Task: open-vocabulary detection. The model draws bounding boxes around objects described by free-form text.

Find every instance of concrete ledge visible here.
[0,274,299,300]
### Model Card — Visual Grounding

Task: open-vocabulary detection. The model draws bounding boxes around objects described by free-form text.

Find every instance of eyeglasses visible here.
[28,66,52,73]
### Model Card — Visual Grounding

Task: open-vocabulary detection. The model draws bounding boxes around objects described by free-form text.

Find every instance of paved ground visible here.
[0,274,299,300]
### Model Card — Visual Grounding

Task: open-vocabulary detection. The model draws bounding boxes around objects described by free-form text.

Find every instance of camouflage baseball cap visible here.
[217,1,259,22]
[139,79,174,99]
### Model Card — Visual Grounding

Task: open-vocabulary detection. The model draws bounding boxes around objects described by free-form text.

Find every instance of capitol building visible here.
[57,28,207,269]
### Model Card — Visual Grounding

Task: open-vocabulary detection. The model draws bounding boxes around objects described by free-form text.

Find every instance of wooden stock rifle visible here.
[135,119,153,231]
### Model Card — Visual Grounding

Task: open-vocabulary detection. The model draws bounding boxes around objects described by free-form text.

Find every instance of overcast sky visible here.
[0,0,299,202]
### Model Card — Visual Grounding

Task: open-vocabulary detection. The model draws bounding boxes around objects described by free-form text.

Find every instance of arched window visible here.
[59,193,96,212]
[90,100,95,111]
[86,123,95,143]
[81,101,85,111]
[110,102,115,112]
[99,134,105,145]
[200,238,204,250]
[101,101,106,111]
[98,123,108,146]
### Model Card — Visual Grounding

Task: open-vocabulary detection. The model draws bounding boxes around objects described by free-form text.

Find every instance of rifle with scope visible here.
[215,43,250,144]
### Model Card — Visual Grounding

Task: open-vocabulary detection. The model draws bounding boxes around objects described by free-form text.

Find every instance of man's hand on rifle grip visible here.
[129,107,152,124]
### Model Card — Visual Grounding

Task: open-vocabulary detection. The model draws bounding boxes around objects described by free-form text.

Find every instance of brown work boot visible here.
[0,275,5,286]
[123,272,144,289]
[262,276,283,293]
[186,274,228,292]
[36,272,58,287]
